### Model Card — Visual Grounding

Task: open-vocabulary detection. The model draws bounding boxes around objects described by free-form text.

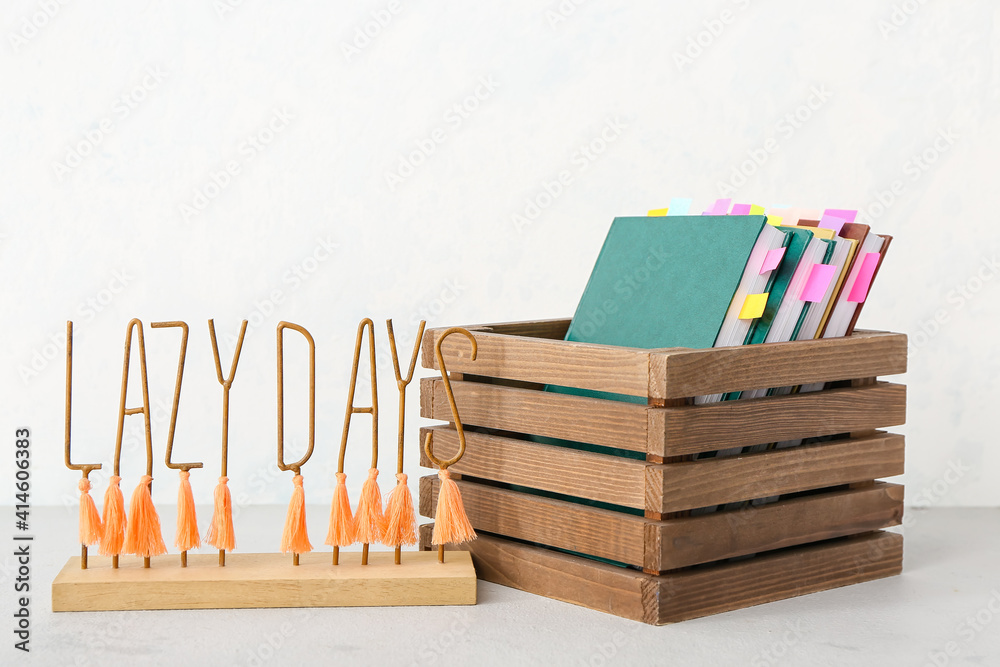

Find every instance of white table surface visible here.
[5,505,999,666]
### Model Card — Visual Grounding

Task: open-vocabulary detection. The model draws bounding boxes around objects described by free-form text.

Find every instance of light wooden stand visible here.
[52,550,476,612]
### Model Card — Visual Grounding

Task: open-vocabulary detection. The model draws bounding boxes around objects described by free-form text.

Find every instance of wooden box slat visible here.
[649,383,906,458]
[423,320,907,399]
[419,475,648,567]
[419,426,647,510]
[649,432,905,514]
[421,377,905,457]
[422,321,655,399]
[420,525,903,625]
[652,329,907,398]
[419,377,649,454]
[421,476,903,572]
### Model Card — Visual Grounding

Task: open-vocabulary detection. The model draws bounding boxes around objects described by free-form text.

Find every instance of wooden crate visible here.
[417,318,907,624]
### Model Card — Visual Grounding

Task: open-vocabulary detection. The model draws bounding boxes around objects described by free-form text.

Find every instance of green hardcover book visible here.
[564,214,778,350]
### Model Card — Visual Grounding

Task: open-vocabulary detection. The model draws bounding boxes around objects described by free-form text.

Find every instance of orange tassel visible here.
[325,472,355,547]
[280,474,312,554]
[352,468,385,545]
[205,476,235,551]
[431,469,476,545]
[382,473,417,547]
[175,470,200,552]
[123,475,167,558]
[99,475,126,556]
[78,478,102,546]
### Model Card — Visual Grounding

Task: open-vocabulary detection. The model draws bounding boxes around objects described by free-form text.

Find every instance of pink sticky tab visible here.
[759,247,786,274]
[731,203,751,215]
[800,264,837,302]
[818,214,846,235]
[848,252,880,302]
[824,208,858,223]
[704,198,731,215]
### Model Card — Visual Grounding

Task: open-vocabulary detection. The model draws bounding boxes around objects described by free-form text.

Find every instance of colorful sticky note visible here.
[848,252,880,302]
[759,247,786,274]
[666,198,692,216]
[818,214,846,235]
[738,293,769,319]
[704,198,731,215]
[824,208,858,223]
[766,216,783,227]
[731,203,751,215]
[749,204,765,215]
[648,208,669,216]
[800,264,837,302]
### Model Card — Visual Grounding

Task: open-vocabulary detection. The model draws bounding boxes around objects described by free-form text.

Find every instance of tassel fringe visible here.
[325,472,355,547]
[280,474,312,554]
[78,478,103,546]
[352,468,385,545]
[382,473,417,547]
[175,470,201,552]
[123,475,167,558]
[431,469,476,545]
[205,476,235,551]
[99,475,126,556]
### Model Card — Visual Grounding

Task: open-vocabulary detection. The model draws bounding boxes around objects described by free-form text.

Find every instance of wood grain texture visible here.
[648,432,905,513]
[51,550,476,612]
[419,524,657,623]
[422,322,656,398]
[420,377,648,453]
[419,425,647,509]
[421,473,903,571]
[420,525,902,624]
[422,321,906,400]
[420,475,648,567]
[648,382,906,458]
[649,483,903,570]
[653,329,907,398]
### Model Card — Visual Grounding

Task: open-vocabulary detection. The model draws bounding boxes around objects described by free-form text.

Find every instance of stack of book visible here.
[566,199,890,367]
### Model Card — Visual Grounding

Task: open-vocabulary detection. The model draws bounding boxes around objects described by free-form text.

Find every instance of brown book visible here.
[845,234,892,335]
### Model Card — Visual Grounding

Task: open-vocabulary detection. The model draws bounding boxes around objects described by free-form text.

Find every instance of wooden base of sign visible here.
[52,550,477,612]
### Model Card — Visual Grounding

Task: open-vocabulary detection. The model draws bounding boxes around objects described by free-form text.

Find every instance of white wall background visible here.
[2,0,997,511]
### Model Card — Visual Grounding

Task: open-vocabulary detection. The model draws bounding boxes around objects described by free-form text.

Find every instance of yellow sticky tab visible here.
[648,208,669,217]
[766,216,783,226]
[738,293,769,320]
[749,204,765,215]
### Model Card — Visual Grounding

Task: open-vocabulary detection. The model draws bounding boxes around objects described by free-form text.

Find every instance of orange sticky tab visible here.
[738,293,769,319]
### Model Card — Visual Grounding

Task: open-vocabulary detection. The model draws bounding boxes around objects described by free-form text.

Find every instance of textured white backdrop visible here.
[2,0,998,511]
